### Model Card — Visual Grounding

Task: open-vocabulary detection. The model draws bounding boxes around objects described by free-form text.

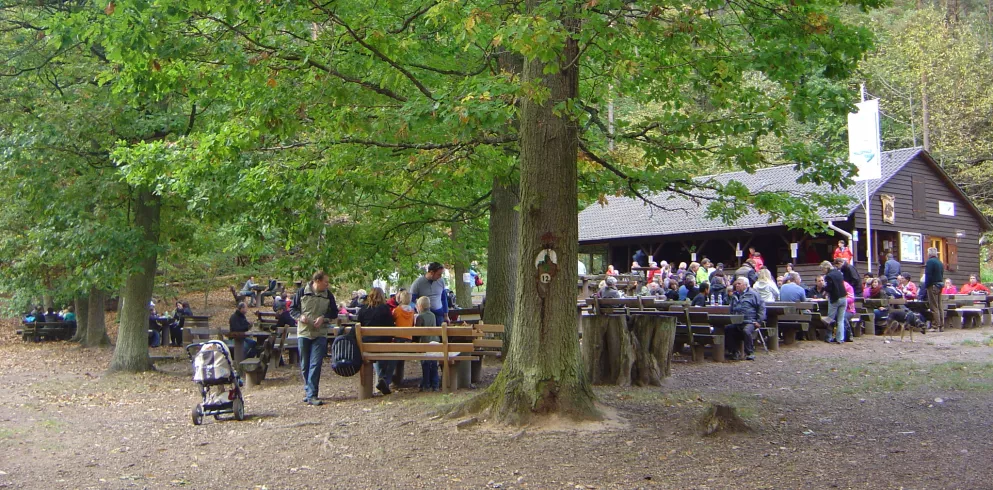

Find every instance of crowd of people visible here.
[286,262,460,405]
[592,240,987,360]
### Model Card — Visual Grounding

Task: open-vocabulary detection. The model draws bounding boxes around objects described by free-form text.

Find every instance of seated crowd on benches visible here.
[593,244,988,355]
[148,300,194,347]
[23,305,76,326]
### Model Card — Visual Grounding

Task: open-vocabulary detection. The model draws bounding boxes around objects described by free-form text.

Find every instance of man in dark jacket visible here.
[228,302,257,358]
[734,260,759,286]
[924,247,945,331]
[882,253,901,285]
[835,258,861,298]
[821,261,848,343]
[727,277,766,361]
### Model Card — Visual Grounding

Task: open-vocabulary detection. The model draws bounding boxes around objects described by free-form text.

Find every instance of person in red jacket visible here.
[833,239,854,264]
[960,275,991,295]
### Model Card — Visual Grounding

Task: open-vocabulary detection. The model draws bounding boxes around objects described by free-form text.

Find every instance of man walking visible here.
[290,271,338,406]
[821,260,848,343]
[924,247,945,331]
[410,262,449,325]
[727,277,766,361]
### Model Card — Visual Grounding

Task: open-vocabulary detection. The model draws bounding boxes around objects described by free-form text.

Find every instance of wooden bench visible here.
[229,286,249,306]
[657,309,725,362]
[183,316,212,343]
[19,321,74,342]
[254,311,280,331]
[240,327,289,387]
[353,325,495,399]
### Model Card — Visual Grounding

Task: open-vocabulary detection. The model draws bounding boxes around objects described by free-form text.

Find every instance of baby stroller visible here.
[186,340,245,425]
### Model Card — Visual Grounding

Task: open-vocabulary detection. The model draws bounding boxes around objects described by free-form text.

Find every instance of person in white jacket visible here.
[752,268,780,303]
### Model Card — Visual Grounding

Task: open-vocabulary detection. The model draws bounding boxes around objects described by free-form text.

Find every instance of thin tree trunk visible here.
[84,287,111,347]
[452,221,473,308]
[110,190,161,372]
[482,176,520,352]
[921,72,931,151]
[71,293,89,343]
[452,0,598,424]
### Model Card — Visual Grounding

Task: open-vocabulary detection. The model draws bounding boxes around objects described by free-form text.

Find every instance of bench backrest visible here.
[189,327,222,340]
[353,324,504,357]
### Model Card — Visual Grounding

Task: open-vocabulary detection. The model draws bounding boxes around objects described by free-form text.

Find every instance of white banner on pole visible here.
[848,99,882,181]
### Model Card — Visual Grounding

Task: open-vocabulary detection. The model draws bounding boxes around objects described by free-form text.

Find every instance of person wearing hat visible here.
[601,276,622,299]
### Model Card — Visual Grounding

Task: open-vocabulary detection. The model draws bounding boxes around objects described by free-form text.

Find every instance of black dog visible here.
[883,309,927,343]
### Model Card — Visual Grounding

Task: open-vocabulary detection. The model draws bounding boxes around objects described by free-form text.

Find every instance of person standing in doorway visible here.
[290,271,338,406]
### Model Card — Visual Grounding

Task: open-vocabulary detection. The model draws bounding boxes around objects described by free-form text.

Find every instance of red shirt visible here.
[961,283,990,294]
[900,281,918,300]
[833,247,854,263]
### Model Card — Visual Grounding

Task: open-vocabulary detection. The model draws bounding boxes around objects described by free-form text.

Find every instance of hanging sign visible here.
[849,99,882,181]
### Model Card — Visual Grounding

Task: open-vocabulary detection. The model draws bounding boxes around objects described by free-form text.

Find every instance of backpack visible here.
[330,325,362,377]
[474,274,483,287]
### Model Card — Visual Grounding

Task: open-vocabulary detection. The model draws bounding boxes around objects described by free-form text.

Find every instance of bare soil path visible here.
[1,316,992,489]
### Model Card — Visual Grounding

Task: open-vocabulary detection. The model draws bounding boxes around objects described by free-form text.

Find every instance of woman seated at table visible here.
[227,302,258,358]
[941,278,958,295]
[960,275,990,295]
[275,302,297,328]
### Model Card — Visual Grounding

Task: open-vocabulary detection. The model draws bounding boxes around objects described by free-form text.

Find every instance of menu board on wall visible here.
[899,232,923,263]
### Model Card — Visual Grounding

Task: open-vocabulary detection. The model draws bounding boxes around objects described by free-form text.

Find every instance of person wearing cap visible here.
[410,262,449,325]
[601,276,622,299]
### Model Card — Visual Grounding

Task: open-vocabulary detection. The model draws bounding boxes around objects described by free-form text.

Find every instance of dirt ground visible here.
[2,299,993,489]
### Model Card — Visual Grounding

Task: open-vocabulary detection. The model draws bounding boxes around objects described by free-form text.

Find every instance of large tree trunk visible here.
[482,177,520,351]
[109,190,160,372]
[84,287,111,347]
[71,293,89,343]
[452,1,598,424]
[452,221,473,308]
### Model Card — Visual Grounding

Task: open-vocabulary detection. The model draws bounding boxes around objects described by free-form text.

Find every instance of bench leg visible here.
[782,329,797,345]
[359,363,374,400]
[691,344,705,363]
[767,327,780,350]
[983,312,992,328]
[712,338,725,362]
[443,361,454,393]
[470,359,483,384]
[245,369,263,388]
[948,314,963,329]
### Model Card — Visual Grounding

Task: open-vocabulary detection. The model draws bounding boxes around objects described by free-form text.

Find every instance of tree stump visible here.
[698,403,751,436]
[581,315,676,386]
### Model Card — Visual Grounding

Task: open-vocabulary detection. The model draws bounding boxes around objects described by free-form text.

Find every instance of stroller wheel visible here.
[233,396,245,421]
[191,405,203,426]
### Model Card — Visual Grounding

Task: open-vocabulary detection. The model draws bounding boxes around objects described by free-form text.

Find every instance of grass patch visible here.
[960,336,993,347]
[403,391,475,410]
[832,360,993,394]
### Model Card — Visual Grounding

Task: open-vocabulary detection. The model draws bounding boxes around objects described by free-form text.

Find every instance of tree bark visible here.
[921,71,931,152]
[581,315,676,386]
[482,176,520,351]
[109,190,160,372]
[71,293,89,343]
[451,0,599,424]
[452,221,473,308]
[84,287,111,348]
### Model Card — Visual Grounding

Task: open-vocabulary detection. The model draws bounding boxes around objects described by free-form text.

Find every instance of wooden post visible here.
[441,324,452,393]
[358,362,374,400]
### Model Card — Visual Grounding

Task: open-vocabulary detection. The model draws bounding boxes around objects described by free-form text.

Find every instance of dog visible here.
[883,309,927,343]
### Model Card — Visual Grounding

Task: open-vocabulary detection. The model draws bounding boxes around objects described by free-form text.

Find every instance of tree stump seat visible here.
[581,314,677,385]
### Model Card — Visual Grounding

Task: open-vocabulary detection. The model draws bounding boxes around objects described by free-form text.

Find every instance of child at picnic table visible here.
[414,296,441,392]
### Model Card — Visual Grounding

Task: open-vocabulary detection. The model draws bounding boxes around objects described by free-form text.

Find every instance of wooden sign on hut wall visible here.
[880,194,895,224]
